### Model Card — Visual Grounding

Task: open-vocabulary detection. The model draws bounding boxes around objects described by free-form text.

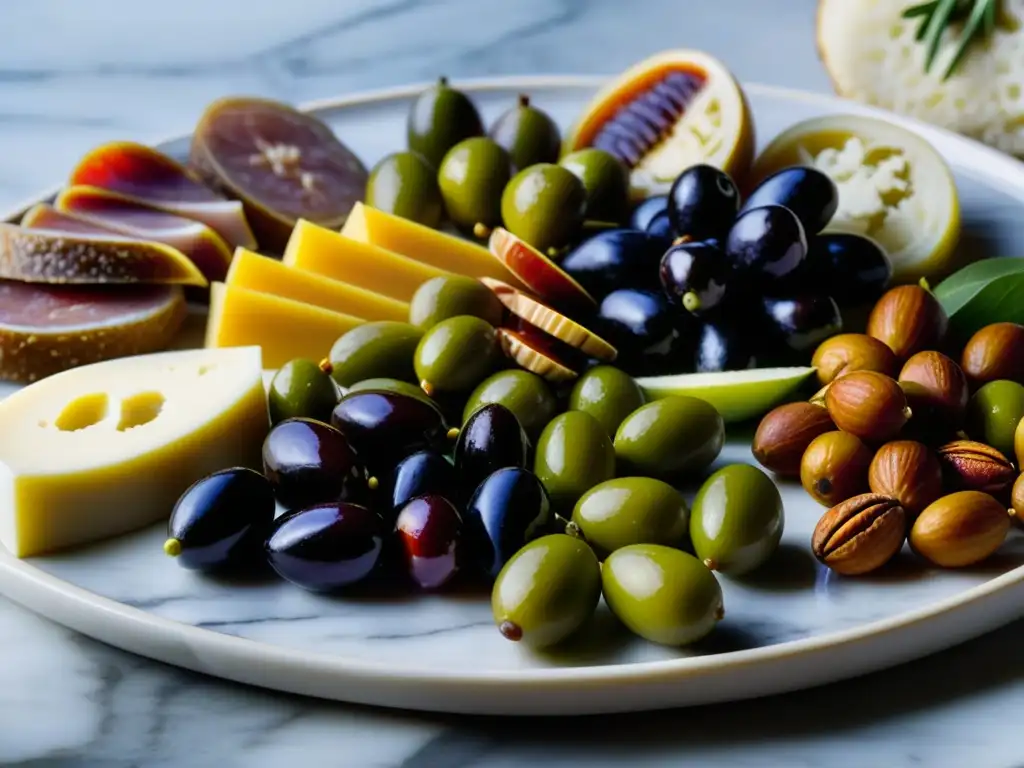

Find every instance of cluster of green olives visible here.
[365,77,632,255]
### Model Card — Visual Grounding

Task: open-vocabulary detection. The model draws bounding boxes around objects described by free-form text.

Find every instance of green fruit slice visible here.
[634,367,816,422]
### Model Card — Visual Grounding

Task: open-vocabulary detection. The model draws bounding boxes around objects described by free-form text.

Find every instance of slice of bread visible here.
[817,0,1024,158]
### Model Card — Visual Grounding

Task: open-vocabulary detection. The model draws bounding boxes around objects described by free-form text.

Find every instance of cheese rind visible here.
[227,247,408,322]
[341,202,526,287]
[0,346,269,557]
[205,281,363,368]
[283,219,447,302]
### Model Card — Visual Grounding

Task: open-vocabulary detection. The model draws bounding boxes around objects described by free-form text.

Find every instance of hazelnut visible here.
[898,350,969,428]
[909,491,1010,568]
[961,322,1024,386]
[868,440,943,517]
[800,430,873,507]
[825,370,912,443]
[752,402,835,477]
[866,283,948,361]
[936,440,1015,495]
[812,493,906,576]
[811,333,899,386]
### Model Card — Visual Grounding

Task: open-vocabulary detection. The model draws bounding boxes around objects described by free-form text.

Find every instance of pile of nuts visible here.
[753,282,1024,576]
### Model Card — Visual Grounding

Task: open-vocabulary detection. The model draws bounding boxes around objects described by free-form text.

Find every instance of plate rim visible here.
[3,74,1024,700]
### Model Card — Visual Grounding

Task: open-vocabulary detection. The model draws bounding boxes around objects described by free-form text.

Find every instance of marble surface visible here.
[3,0,1024,765]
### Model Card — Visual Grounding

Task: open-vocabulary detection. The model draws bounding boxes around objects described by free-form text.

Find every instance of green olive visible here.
[365,151,443,228]
[406,76,484,169]
[533,411,615,511]
[414,315,501,396]
[463,369,558,439]
[559,148,630,224]
[500,163,587,255]
[690,464,784,576]
[965,380,1024,458]
[327,321,423,388]
[437,137,512,236]
[268,358,338,425]
[613,396,725,482]
[571,477,689,559]
[409,275,504,330]
[601,544,724,647]
[488,94,562,171]
[491,533,601,648]
[568,365,645,437]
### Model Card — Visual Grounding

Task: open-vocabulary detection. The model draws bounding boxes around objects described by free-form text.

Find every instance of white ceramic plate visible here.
[2,77,1024,717]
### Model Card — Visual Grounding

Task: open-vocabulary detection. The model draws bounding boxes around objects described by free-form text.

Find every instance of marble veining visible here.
[4,0,1024,765]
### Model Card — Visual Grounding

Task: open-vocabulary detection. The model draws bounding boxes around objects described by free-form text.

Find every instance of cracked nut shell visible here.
[868,440,943,517]
[800,430,873,507]
[811,333,899,387]
[752,402,835,477]
[866,284,948,361]
[909,491,1010,568]
[811,493,907,576]
[825,371,912,443]
[936,440,1015,495]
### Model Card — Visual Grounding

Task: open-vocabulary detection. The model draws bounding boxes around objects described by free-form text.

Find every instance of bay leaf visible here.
[939,271,1024,341]
[933,257,1024,319]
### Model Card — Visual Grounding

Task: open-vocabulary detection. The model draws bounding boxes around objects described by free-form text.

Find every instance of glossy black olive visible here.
[331,390,450,478]
[463,467,553,579]
[395,495,463,590]
[164,467,276,572]
[386,450,458,516]
[265,502,386,592]
[659,240,731,316]
[593,288,695,376]
[454,403,530,498]
[725,205,807,281]
[667,164,740,240]
[740,166,839,235]
[762,294,843,353]
[694,322,756,372]
[262,418,369,510]
[560,228,669,300]
[804,232,893,306]
[629,194,668,231]
[645,209,675,241]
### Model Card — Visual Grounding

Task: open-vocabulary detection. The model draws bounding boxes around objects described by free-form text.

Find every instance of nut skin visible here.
[866,284,948,361]
[897,351,969,430]
[811,493,907,576]
[1010,473,1024,528]
[868,440,943,518]
[961,322,1024,386]
[825,371,912,443]
[936,440,1016,495]
[909,491,1010,568]
[752,402,835,477]
[800,430,873,507]
[811,333,899,387]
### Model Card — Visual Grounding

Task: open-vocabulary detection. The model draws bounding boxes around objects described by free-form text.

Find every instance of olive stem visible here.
[671,234,693,246]
[367,476,379,491]
[420,379,436,398]
[438,75,449,87]
[318,358,334,375]
[499,620,523,642]
[703,557,718,571]
[902,406,913,419]
[714,604,726,621]
[564,520,585,540]
[518,93,531,108]
[472,222,492,240]
[163,538,182,557]
[446,427,461,441]
[682,291,702,313]
[918,277,933,293]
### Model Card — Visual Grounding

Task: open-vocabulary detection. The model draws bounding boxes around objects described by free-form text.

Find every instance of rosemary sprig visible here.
[901,0,1000,81]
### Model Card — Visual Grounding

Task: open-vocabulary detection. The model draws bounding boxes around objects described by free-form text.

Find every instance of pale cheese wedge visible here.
[0,346,269,557]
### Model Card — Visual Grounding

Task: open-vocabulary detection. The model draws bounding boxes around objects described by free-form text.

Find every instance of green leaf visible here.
[934,258,1024,339]
[933,257,1024,317]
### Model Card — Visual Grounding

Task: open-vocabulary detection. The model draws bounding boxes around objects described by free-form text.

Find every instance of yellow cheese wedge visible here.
[206,281,363,368]
[341,202,525,286]
[227,247,408,322]
[283,219,447,302]
[0,346,269,557]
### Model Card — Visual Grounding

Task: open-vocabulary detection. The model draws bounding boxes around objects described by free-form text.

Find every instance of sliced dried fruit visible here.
[55,185,233,283]
[497,327,579,383]
[69,140,256,249]
[21,204,123,236]
[0,280,186,383]
[564,49,755,199]
[481,277,616,361]
[749,114,960,283]
[0,223,207,286]
[189,96,368,253]
[488,227,596,314]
